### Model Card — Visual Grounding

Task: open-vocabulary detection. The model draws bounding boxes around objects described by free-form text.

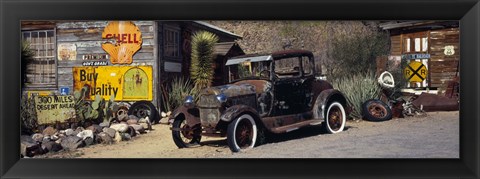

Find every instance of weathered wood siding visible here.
[390,35,402,56]
[428,28,460,88]
[55,21,159,106]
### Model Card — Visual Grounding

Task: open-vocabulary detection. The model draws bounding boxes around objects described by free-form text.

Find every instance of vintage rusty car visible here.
[169,50,348,152]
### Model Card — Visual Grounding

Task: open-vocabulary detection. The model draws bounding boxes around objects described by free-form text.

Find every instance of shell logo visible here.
[101,21,143,64]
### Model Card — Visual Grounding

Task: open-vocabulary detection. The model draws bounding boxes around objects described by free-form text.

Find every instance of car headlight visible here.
[184,95,194,107]
[216,93,227,103]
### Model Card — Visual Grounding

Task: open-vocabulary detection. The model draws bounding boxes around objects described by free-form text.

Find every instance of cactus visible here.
[73,87,119,124]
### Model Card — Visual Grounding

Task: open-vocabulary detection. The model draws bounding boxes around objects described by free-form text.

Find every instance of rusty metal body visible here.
[170,50,347,136]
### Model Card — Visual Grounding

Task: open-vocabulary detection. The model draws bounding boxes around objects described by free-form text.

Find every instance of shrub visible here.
[332,71,381,119]
[161,77,198,112]
[190,31,219,90]
[20,94,38,133]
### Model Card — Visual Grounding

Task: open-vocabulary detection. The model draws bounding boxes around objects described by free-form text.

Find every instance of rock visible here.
[32,133,44,142]
[117,111,129,122]
[113,132,122,143]
[75,127,84,133]
[61,136,84,151]
[96,132,113,144]
[138,118,148,123]
[59,130,66,135]
[65,129,75,136]
[110,123,128,133]
[139,123,151,131]
[99,122,110,128]
[129,124,145,133]
[21,135,44,157]
[161,112,167,118]
[166,111,172,116]
[84,137,95,146]
[126,119,138,125]
[77,130,94,140]
[89,124,103,134]
[121,133,132,141]
[41,141,63,152]
[128,115,139,121]
[126,126,137,137]
[42,126,57,136]
[103,128,117,138]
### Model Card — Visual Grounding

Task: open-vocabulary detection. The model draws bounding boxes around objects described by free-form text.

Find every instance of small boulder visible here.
[42,141,63,152]
[110,123,128,133]
[42,126,57,136]
[96,132,113,144]
[86,124,103,134]
[121,133,132,141]
[31,133,44,142]
[77,130,94,140]
[113,131,122,143]
[128,115,139,121]
[126,126,137,137]
[65,129,75,136]
[99,122,110,128]
[21,135,44,157]
[84,137,95,146]
[126,119,138,125]
[129,124,145,133]
[61,136,84,151]
[103,128,116,138]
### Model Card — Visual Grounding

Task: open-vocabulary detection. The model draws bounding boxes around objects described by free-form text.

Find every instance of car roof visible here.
[226,49,313,66]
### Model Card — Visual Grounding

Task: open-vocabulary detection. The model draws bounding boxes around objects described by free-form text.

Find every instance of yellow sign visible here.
[73,66,153,101]
[101,21,142,64]
[404,61,428,82]
[34,95,76,125]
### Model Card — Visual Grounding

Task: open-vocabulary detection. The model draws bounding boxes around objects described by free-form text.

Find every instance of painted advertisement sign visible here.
[73,66,153,101]
[57,43,77,61]
[34,95,76,125]
[101,21,143,64]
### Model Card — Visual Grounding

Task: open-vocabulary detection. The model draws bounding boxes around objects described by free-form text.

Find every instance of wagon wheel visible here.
[362,99,393,122]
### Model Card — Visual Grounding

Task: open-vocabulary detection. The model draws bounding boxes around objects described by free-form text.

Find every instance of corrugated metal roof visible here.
[193,21,242,39]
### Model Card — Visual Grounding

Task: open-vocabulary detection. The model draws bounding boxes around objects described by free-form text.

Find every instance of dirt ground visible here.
[37,111,459,158]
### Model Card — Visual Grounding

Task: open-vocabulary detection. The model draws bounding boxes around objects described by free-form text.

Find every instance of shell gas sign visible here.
[73,66,153,101]
[101,21,142,64]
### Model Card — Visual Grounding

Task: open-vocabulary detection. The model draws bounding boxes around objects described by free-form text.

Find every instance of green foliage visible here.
[325,32,390,81]
[160,76,198,112]
[20,94,38,131]
[74,87,116,123]
[332,71,382,119]
[21,41,35,86]
[190,31,219,90]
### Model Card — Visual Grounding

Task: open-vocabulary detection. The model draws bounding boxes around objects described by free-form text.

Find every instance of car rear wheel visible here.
[227,114,258,152]
[325,102,346,134]
[172,117,202,148]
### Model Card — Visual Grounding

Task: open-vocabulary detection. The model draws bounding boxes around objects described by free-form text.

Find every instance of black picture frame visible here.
[1,0,479,178]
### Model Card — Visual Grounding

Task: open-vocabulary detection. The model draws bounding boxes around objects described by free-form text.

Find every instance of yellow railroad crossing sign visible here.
[404,61,428,82]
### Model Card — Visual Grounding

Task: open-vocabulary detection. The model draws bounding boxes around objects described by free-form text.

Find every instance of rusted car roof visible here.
[226,49,313,65]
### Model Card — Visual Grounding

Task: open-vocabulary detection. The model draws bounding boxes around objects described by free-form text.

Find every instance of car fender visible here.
[313,89,348,120]
[169,105,201,127]
[220,105,260,123]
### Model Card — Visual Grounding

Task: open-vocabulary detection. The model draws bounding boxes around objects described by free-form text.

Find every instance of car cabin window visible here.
[274,57,301,79]
[302,56,312,76]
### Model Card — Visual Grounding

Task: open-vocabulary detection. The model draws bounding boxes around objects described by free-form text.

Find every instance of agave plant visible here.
[190,31,219,90]
[332,71,382,119]
[21,41,35,86]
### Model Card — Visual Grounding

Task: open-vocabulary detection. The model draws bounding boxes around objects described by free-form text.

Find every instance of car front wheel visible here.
[325,102,346,134]
[172,117,202,148]
[227,114,258,152]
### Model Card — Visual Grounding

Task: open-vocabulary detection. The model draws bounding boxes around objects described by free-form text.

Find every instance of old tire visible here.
[325,102,346,134]
[362,99,392,122]
[172,117,201,148]
[227,114,258,152]
[128,101,158,123]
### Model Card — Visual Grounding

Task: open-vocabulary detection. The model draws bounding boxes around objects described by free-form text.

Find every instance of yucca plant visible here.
[332,71,382,119]
[190,31,219,90]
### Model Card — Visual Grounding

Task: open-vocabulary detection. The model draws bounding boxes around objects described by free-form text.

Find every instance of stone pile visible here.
[21,116,153,158]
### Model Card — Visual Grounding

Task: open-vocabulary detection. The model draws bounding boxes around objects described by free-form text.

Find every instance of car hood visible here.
[200,83,256,98]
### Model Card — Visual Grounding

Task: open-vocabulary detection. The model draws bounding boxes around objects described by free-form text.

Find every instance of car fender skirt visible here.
[220,105,260,123]
[314,89,348,119]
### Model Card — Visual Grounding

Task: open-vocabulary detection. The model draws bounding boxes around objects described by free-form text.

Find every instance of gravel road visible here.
[40,111,459,158]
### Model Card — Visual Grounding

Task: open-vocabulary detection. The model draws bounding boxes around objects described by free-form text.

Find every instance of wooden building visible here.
[21,21,242,112]
[379,21,459,92]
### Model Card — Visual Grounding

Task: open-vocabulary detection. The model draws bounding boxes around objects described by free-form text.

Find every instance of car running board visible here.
[270,119,324,133]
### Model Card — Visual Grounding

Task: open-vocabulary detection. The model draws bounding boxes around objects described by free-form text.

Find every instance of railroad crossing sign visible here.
[404,61,428,82]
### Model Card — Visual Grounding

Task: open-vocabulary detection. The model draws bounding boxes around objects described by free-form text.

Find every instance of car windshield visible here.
[227,60,272,82]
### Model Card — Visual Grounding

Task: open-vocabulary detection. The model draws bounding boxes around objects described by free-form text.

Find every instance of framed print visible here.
[1,0,479,178]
